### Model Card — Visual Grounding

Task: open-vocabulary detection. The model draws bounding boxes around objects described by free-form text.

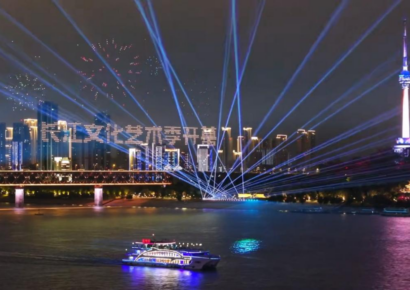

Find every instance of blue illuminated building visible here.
[0,123,5,168]
[37,101,58,170]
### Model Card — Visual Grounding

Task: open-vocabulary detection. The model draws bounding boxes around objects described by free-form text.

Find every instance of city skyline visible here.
[0,0,406,145]
[0,0,408,197]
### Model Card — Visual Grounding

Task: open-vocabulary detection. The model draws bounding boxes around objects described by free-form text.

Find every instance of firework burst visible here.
[4,73,46,111]
[78,38,142,100]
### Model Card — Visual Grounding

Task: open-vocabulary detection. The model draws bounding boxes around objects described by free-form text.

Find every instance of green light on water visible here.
[231,239,261,254]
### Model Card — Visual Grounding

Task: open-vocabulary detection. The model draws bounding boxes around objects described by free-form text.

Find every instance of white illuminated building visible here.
[197,144,209,172]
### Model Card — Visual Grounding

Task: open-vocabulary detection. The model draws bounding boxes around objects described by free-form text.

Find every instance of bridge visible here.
[0,170,172,207]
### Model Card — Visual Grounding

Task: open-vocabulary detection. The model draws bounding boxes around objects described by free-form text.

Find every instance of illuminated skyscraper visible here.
[243,127,252,168]
[56,121,72,168]
[37,101,58,170]
[307,130,316,160]
[5,127,12,169]
[197,144,209,172]
[71,124,87,170]
[90,111,111,169]
[140,143,150,170]
[24,119,38,165]
[296,129,308,156]
[295,129,316,168]
[180,151,193,171]
[12,122,29,170]
[129,148,142,170]
[248,136,261,170]
[152,144,164,170]
[0,123,5,168]
[164,148,180,170]
[221,127,233,171]
[236,136,245,172]
[274,134,288,168]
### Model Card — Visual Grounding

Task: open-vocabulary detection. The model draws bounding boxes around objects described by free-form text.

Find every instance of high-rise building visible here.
[11,141,22,171]
[37,101,58,170]
[243,128,252,168]
[12,122,31,170]
[152,144,164,170]
[0,123,6,168]
[221,127,233,171]
[306,130,316,161]
[296,129,316,168]
[235,136,245,172]
[90,111,111,169]
[296,129,308,156]
[164,148,180,170]
[56,121,72,168]
[129,148,142,170]
[180,151,193,171]
[197,144,209,172]
[24,119,38,166]
[12,122,29,170]
[71,124,87,170]
[140,143,150,170]
[394,20,410,156]
[259,138,274,169]
[274,134,288,168]
[248,136,261,170]
[5,127,13,169]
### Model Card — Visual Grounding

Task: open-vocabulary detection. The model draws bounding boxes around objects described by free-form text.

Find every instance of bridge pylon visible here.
[15,187,24,208]
[94,186,103,207]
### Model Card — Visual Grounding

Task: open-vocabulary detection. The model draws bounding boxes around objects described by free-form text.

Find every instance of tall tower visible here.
[400,19,410,138]
[395,20,410,156]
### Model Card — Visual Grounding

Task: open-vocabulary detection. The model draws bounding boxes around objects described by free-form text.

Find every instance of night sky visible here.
[0,0,409,147]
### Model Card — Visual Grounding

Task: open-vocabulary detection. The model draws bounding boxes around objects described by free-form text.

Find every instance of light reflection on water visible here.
[123,265,206,288]
[2,205,410,289]
[231,239,261,254]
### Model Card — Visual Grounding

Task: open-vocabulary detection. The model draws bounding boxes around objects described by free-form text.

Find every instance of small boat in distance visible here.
[381,208,410,217]
[291,207,328,214]
[122,239,221,270]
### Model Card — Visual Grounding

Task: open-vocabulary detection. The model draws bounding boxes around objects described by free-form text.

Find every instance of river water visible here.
[1,202,410,290]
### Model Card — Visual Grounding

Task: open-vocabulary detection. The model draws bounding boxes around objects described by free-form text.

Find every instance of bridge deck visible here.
[0,171,172,187]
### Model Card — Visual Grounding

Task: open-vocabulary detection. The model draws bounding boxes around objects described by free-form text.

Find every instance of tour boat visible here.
[122,239,221,270]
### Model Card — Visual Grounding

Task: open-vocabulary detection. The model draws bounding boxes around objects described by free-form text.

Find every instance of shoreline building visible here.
[23,119,38,166]
[11,122,30,170]
[395,20,410,156]
[180,151,194,171]
[243,127,252,169]
[90,111,111,169]
[221,127,233,172]
[0,123,6,168]
[197,144,209,172]
[37,101,58,170]
[129,148,142,170]
[274,134,289,170]
[164,148,180,170]
[5,127,13,169]
[248,136,261,171]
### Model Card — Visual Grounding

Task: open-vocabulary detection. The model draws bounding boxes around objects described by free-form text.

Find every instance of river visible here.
[1,202,410,289]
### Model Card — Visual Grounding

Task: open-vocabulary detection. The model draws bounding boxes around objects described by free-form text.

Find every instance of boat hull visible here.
[122,256,220,271]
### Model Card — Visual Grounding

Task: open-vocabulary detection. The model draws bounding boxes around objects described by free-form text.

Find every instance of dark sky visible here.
[0,0,408,147]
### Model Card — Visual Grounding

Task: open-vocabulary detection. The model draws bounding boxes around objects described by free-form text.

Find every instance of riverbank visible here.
[0,198,347,213]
